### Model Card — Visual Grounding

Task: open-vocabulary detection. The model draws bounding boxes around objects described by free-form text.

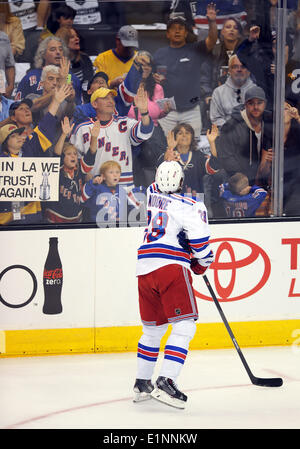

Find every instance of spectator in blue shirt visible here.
[0,95,14,122]
[219,172,267,218]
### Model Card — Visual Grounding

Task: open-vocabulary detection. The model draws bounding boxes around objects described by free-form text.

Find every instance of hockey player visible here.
[134,161,214,409]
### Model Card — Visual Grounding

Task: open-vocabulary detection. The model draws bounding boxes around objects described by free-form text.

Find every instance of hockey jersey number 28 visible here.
[136,183,214,276]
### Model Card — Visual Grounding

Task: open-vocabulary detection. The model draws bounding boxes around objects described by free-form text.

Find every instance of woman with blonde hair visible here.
[55,26,94,102]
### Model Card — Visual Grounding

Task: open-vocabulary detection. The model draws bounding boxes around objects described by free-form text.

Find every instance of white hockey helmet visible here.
[155,161,184,193]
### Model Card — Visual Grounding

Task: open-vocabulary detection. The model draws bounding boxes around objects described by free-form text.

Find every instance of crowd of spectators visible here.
[0,0,300,227]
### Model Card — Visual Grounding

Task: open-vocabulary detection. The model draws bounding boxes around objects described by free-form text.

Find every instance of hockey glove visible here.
[190,258,208,275]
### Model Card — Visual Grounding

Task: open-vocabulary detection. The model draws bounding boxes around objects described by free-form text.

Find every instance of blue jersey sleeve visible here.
[21,112,58,157]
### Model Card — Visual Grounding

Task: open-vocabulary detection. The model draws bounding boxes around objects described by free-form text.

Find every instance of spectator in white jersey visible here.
[45,4,76,36]
[47,1,125,30]
[134,160,214,409]
[8,0,49,64]
[71,85,154,187]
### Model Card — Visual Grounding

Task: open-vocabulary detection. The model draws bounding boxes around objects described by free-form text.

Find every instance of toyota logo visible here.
[194,238,271,302]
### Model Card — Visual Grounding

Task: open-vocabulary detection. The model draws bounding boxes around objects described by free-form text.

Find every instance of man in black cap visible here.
[153,4,218,140]
[93,25,139,90]
[216,85,273,187]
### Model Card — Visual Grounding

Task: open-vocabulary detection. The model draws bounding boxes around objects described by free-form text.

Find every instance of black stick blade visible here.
[202,276,284,389]
[252,376,283,387]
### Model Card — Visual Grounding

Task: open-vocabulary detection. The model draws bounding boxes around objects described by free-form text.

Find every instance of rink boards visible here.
[0,222,300,356]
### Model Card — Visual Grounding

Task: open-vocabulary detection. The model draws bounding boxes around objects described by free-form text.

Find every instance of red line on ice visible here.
[4,383,253,429]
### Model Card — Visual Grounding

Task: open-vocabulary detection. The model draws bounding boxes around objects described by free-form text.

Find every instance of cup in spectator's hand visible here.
[134,51,150,68]
[155,65,167,83]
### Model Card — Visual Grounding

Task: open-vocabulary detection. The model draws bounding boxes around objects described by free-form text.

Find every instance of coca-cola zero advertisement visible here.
[43,237,63,314]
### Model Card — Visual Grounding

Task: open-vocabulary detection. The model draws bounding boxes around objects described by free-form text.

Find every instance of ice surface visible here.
[0,346,299,429]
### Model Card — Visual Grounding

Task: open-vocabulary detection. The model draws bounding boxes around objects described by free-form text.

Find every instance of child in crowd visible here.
[44,117,96,223]
[0,86,71,225]
[219,172,267,218]
[81,160,145,226]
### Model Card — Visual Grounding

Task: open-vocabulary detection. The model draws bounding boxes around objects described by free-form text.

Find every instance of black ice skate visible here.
[133,379,154,402]
[150,376,187,409]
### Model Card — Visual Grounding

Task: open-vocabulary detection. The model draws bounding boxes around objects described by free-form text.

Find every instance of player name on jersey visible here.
[148,194,171,211]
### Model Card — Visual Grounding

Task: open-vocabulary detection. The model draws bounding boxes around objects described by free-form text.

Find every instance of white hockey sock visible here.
[136,323,168,380]
[159,319,196,382]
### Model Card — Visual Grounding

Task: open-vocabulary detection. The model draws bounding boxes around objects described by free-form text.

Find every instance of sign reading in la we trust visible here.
[0,158,60,202]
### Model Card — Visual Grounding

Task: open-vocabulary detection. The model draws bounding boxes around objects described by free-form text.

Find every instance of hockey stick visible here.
[202,275,283,387]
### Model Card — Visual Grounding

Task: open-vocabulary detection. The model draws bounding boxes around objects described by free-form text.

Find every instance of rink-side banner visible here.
[0,223,300,354]
[0,158,60,202]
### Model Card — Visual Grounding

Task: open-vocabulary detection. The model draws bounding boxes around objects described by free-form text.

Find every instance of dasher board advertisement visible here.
[96,222,300,325]
[0,158,60,202]
[0,229,96,331]
[0,222,300,333]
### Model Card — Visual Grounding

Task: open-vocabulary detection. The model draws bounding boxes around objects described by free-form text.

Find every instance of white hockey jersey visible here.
[136,183,214,276]
[71,115,153,187]
[66,0,101,25]
[8,0,37,30]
